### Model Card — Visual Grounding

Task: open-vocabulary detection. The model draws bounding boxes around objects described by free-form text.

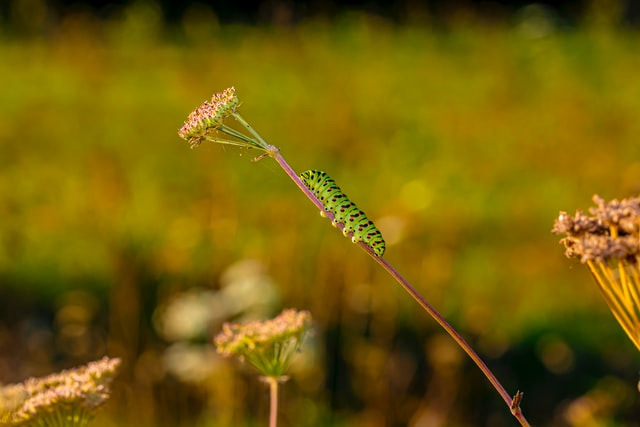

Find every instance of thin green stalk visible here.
[267,149,532,427]
[219,124,262,147]
[232,112,271,148]
[203,136,259,148]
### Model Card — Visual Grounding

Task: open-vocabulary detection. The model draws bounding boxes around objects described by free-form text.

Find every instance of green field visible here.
[1,5,640,426]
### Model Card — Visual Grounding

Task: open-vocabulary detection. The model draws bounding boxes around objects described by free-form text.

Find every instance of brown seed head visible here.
[553,194,640,263]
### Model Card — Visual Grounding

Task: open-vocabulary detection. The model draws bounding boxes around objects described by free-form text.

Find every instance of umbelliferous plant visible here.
[179,87,531,425]
[0,357,121,427]
[554,194,640,353]
[215,309,312,427]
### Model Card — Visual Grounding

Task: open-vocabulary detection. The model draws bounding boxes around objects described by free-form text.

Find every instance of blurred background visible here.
[2,0,640,425]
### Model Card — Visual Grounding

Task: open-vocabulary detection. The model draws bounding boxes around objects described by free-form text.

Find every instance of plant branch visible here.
[203,136,260,148]
[268,148,532,427]
[265,376,279,427]
[270,149,327,213]
[218,124,262,147]
[232,112,271,148]
[372,249,530,425]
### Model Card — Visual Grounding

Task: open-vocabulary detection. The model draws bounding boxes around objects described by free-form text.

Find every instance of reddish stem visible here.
[269,147,531,426]
[259,376,279,427]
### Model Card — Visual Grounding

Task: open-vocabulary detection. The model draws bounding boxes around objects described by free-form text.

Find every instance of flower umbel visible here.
[178,87,275,152]
[214,309,312,378]
[215,309,311,427]
[0,356,121,426]
[553,194,640,352]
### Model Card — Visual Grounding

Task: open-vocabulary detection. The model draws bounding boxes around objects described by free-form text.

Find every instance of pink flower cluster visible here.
[178,87,239,148]
[0,357,121,425]
[215,309,312,378]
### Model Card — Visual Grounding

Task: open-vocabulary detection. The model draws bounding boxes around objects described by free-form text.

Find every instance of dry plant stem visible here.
[267,149,531,427]
[587,259,640,351]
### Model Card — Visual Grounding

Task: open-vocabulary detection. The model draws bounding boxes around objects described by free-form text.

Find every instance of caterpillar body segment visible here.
[299,170,386,257]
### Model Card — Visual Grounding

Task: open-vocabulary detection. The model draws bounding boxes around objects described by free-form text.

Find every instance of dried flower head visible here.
[554,195,640,262]
[0,356,121,426]
[214,309,312,378]
[553,194,640,352]
[178,87,239,148]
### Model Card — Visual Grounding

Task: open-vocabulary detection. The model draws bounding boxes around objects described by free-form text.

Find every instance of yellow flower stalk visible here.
[554,194,640,352]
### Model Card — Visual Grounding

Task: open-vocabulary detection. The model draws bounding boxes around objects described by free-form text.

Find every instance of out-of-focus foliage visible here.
[1,0,640,425]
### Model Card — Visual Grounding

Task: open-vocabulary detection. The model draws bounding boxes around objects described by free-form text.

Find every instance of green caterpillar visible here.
[300,170,386,257]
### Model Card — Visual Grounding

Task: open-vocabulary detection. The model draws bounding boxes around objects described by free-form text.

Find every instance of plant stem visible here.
[270,148,326,213]
[204,136,259,148]
[265,376,279,427]
[373,253,531,426]
[268,149,532,426]
[232,113,271,149]
[219,124,262,147]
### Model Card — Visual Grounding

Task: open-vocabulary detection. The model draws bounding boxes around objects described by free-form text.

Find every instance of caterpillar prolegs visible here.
[299,170,386,257]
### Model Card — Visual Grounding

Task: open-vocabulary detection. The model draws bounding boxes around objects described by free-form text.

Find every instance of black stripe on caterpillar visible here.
[300,170,386,257]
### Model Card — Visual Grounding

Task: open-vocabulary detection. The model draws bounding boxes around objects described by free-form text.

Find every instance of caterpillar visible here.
[300,170,386,257]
